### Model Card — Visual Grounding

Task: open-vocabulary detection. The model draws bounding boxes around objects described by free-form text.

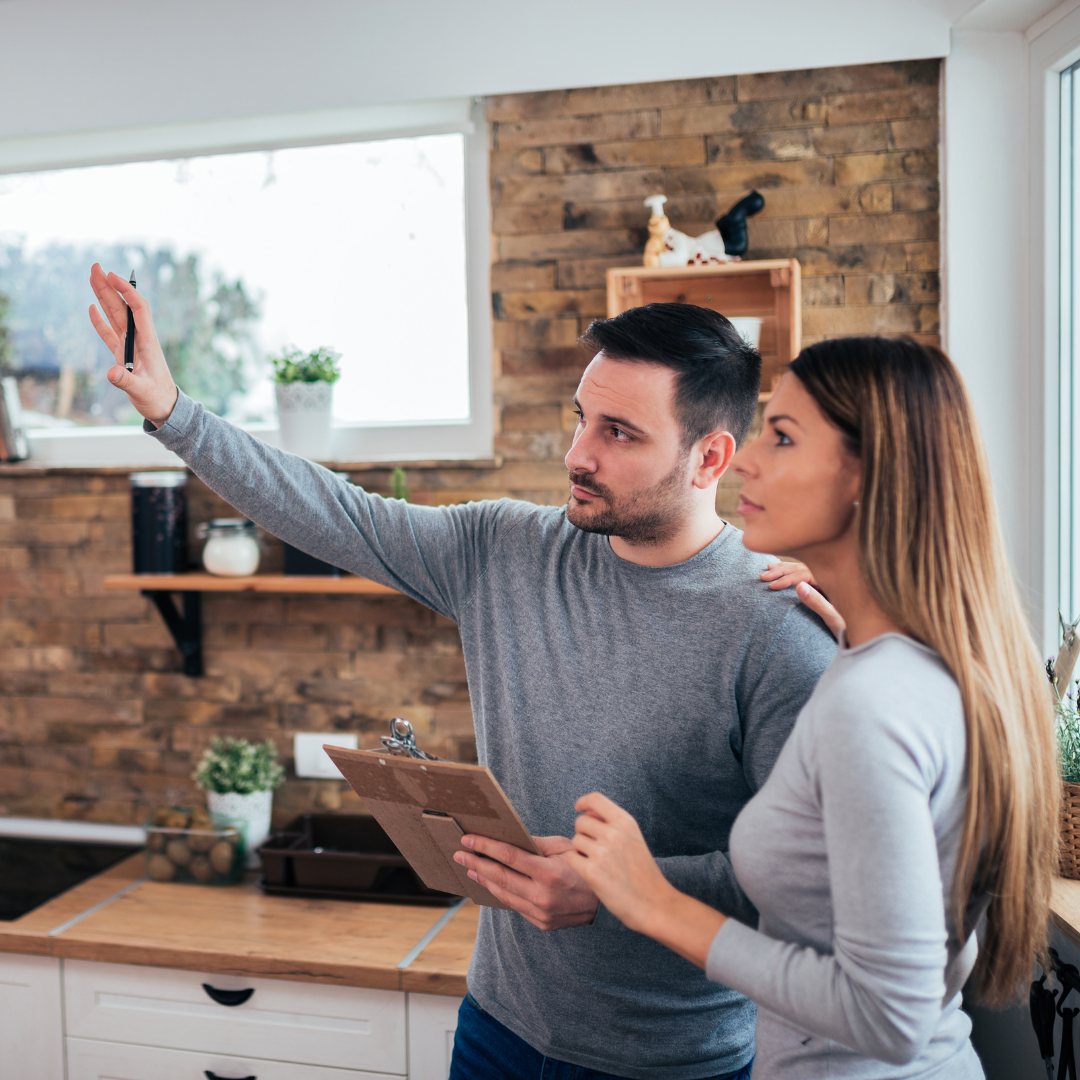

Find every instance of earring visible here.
[853,500,860,507]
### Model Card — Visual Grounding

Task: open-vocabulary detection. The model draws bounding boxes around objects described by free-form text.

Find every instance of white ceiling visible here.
[0,0,1066,141]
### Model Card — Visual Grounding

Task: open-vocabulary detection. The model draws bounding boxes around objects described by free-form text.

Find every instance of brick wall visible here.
[0,59,940,825]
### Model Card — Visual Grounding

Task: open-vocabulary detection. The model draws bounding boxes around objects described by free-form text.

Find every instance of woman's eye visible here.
[775,430,792,446]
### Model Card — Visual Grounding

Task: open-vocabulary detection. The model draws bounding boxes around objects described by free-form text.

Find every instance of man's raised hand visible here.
[88,263,179,427]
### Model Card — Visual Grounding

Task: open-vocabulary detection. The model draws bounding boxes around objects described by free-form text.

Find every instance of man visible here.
[89,265,835,1080]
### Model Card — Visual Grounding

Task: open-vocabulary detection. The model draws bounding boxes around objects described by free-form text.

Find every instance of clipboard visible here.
[323,743,541,909]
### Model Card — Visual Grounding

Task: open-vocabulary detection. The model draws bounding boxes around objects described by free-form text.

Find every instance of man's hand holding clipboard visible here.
[325,722,599,929]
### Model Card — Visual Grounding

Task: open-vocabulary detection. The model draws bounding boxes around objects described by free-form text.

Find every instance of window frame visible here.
[0,97,493,467]
[1031,9,1080,651]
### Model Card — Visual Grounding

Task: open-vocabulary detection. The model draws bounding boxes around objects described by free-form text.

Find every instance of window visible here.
[0,99,492,465]
[1062,61,1080,622]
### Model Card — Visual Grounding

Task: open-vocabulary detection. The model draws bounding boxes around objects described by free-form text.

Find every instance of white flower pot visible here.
[275,381,334,460]
[206,789,274,868]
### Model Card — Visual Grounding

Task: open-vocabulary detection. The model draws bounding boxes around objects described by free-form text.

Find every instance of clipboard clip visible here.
[380,717,440,760]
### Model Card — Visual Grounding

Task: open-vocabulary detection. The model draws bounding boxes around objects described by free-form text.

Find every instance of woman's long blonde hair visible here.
[790,336,1057,1006]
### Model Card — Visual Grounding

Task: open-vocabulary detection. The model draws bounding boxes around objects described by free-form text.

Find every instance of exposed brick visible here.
[495,289,607,320]
[834,149,937,184]
[890,118,939,150]
[736,60,939,101]
[496,110,660,149]
[498,170,665,206]
[844,272,940,305]
[829,211,938,245]
[490,262,557,291]
[500,348,590,375]
[486,78,735,122]
[499,229,643,261]
[826,85,939,124]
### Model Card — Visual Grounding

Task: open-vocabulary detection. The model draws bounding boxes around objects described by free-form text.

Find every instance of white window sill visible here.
[21,422,497,470]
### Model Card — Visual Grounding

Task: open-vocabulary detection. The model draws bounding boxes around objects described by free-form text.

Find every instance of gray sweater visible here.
[149,392,836,1079]
[707,633,987,1079]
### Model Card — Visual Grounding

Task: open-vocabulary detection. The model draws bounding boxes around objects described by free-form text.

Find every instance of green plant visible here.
[1049,659,1080,783]
[192,737,285,794]
[270,346,341,385]
[391,466,410,501]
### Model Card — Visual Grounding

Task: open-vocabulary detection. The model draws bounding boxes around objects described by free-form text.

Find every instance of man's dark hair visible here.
[580,303,761,448]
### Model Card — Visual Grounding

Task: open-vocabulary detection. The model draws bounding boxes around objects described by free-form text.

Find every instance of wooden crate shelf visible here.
[606,259,801,393]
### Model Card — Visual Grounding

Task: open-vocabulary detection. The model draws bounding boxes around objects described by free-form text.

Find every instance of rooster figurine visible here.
[643,191,765,267]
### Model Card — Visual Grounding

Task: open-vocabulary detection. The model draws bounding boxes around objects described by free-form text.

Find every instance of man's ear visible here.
[693,430,737,488]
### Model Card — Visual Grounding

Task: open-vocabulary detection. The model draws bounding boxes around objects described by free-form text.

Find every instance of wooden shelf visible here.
[104,573,398,595]
[607,260,801,393]
[104,573,402,676]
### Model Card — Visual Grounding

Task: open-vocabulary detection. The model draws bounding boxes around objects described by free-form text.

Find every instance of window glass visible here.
[1063,62,1080,620]
[0,132,470,429]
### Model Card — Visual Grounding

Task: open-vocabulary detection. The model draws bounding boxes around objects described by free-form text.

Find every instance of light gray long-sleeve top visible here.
[148,392,837,1080]
[707,632,988,1079]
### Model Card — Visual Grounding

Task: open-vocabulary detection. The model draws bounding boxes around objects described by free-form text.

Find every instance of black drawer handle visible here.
[201,984,255,1007]
[205,1072,255,1080]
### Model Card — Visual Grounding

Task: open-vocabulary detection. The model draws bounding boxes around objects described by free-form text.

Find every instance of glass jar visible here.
[196,518,261,577]
[130,471,188,573]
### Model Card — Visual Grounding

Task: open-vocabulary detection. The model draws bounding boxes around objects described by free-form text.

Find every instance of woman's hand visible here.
[567,792,675,935]
[759,560,847,641]
[760,559,815,591]
[795,581,846,640]
[88,263,179,426]
[568,792,728,969]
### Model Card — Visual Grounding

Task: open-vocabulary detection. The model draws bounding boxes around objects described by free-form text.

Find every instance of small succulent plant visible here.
[193,737,285,794]
[270,346,341,385]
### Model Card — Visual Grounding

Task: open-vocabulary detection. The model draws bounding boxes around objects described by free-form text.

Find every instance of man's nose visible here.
[564,424,598,475]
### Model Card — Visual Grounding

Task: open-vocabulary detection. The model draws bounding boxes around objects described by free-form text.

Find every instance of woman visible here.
[566,337,1057,1078]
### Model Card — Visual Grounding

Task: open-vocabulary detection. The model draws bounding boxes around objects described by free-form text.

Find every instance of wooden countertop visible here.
[1053,877,1080,950]
[0,854,476,996]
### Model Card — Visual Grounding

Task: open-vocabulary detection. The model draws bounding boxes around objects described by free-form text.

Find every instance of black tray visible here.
[256,877,457,906]
[256,813,455,905]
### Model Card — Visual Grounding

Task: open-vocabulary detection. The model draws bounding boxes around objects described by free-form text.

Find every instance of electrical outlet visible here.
[293,732,358,778]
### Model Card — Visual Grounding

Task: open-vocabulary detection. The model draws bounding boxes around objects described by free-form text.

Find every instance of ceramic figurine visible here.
[716,190,766,257]
[642,191,767,267]
[642,194,737,267]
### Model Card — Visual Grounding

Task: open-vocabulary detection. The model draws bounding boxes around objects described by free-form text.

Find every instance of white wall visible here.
[0,0,956,141]
[943,31,1038,613]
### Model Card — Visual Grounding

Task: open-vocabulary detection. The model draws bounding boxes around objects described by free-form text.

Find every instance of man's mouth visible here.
[570,484,602,502]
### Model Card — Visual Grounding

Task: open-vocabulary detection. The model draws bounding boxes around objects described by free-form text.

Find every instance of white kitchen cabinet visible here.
[66,1036,391,1079]
[408,992,462,1080]
[64,959,407,1074]
[0,953,64,1080]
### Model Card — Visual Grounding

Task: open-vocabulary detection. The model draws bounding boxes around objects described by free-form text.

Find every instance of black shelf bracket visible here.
[142,590,203,677]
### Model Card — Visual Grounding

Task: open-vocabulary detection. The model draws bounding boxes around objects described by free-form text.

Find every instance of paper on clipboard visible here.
[323,744,540,909]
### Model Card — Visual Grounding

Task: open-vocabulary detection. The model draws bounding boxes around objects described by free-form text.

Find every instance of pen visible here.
[124,269,136,372]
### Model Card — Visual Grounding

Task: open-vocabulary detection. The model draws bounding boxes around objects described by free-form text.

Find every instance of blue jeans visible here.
[449,992,753,1080]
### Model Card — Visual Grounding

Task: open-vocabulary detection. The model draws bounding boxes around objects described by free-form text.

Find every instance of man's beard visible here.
[566,461,691,545]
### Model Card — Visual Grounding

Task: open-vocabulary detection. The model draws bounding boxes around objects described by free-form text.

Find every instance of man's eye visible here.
[612,427,631,441]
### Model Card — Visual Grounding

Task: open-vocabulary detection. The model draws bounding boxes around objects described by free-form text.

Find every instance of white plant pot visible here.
[206,789,273,868]
[275,381,334,460]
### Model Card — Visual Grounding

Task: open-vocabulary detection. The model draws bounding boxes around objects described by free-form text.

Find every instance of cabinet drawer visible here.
[66,1036,389,1079]
[63,960,405,1074]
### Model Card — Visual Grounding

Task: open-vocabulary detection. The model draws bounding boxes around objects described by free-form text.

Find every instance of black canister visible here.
[130,471,188,573]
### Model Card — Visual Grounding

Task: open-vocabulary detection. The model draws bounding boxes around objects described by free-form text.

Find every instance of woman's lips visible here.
[737,496,763,515]
[571,484,601,501]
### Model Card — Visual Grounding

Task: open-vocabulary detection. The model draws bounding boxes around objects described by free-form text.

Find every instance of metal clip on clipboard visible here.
[380,717,441,760]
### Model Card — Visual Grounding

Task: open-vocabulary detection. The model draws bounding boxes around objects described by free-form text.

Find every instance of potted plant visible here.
[271,346,341,460]
[193,737,285,866]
